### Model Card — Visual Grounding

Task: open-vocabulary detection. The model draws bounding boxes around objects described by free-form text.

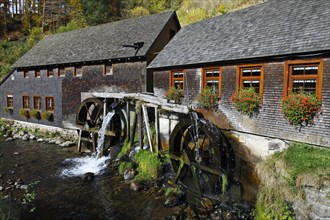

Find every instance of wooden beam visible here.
[77,129,82,152]
[138,105,143,150]
[142,104,153,153]
[126,101,130,140]
[130,110,137,148]
[155,106,159,153]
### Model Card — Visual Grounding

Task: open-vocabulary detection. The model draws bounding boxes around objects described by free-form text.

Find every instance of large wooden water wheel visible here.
[169,113,235,200]
[76,98,123,154]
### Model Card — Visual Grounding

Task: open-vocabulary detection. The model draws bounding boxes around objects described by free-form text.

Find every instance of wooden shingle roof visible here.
[13,11,176,68]
[149,0,330,69]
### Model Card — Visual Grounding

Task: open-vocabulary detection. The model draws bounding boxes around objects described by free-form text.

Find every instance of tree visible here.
[69,0,86,27]
[129,6,149,18]
[42,0,70,32]
[81,0,121,25]
[0,0,10,35]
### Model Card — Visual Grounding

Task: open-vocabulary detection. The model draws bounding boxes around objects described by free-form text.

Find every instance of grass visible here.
[282,143,330,183]
[255,142,330,219]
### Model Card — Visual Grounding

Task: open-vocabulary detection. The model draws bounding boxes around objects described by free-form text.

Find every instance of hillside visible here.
[0,0,267,81]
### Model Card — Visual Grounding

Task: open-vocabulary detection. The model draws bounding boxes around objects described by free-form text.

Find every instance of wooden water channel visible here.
[75,92,236,200]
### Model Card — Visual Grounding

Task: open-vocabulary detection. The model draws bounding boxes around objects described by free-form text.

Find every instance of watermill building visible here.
[149,0,330,148]
[0,11,180,128]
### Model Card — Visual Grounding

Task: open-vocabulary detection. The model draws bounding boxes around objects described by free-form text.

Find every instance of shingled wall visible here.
[153,57,330,147]
[62,61,147,124]
[0,69,64,127]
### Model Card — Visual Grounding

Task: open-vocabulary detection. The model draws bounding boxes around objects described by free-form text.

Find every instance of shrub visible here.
[165,86,183,103]
[196,87,218,110]
[3,107,13,113]
[29,109,41,120]
[280,90,322,127]
[19,108,30,119]
[230,87,260,116]
[41,111,53,121]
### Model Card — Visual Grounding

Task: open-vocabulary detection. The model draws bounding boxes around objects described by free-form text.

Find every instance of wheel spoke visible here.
[170,117,234,198]
[191,162,223,176]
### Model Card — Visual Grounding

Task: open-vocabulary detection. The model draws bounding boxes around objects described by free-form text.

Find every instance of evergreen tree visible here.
[69,0,86,27]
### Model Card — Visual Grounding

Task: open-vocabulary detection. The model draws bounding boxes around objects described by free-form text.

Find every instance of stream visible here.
[0,137,181,220]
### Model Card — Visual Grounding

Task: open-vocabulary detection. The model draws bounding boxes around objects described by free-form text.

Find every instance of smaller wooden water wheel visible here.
[169,114,235,200]
[76,98,104,128]
[76,98,122,154]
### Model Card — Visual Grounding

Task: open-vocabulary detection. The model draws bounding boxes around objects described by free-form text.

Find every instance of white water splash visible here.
[60,156,110,177]
[60,112,115,177]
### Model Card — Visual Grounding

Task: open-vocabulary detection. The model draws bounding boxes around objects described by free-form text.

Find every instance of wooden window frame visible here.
[6,95,13,109]
[47,68,54,77]
[22,96,30,109]
[236,64,264,98]
[103,64,113,76]
[170,70,185,91]
[58,68,65,77]
[35,70,40,78]
[284,59,323,100]
[45,96,54,112]
[23,70,29,78]
[65,67,73,76]
[33,96,42,110]
[73,66,82,77]
[202,67,222,97]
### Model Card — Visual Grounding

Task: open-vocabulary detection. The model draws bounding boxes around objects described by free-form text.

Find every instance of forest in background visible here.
[0,0,267,80]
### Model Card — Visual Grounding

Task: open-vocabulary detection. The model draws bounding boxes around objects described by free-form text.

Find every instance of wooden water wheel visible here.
[76,98,122,154]
[169,114,235,200]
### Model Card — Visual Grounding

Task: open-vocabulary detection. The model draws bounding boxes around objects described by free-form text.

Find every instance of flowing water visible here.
[0,137,180,220]
[61,112,115,178]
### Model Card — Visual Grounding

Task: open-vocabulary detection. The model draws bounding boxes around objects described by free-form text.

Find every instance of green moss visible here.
[118,161,133,175]
[255,142,330,219]
[134,150,162,181]
[164,185,183,197]
[118,140,132,158]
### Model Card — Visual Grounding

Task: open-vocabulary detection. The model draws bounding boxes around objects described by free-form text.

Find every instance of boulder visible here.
[82,172,95,182]
[22,134,30,141]
[130,182,140,191]
[55,137,65,145]
[5,137,13,142]
[20,185,28,190]
[48,139,56,144]
[59,141,75,147]
[124,169,136,180]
